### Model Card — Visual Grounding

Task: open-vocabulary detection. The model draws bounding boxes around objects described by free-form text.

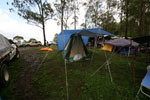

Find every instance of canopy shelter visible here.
[101,38,139,54]
[57,28,116,51]
[104,38,139,47]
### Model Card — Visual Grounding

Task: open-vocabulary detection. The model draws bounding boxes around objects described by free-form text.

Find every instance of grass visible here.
[32,47,149,100]
[0,46,149,100]
[0,58,25,100]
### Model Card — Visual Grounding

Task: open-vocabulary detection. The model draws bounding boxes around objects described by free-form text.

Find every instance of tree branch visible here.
[27,21,42,29]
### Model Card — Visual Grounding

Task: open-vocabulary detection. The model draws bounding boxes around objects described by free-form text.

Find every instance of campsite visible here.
[0,45,149,100]
[1,0,150,100]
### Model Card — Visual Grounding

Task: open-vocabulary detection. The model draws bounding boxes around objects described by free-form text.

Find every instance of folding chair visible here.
[136,66,150,99]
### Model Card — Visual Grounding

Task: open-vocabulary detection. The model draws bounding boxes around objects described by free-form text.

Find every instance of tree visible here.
[54,0,73,30]
[53,33,58,43]
[13,36,24,40]
[125,0,129,39]
[84,0,103,28]
[28,38,37,43]
[70,0,80,30]
[10,0,54,46]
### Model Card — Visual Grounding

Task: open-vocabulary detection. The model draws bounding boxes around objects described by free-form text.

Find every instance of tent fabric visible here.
[57,28,116,51]
[40,47,53,51]
[63,34,88,60]
[102,38,138,55]
[119,47,137,55]
[101,44,113,52]
[0,34,12,58]
[104,38,139,47]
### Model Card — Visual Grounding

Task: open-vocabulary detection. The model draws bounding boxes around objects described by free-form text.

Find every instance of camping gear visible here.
[57,28,116,51]
[136,65,150,99]
[101,44,114,52]
[63,34,88,61]
[61,29,116,99]
[102,38,139,55]
[40,47,53,51]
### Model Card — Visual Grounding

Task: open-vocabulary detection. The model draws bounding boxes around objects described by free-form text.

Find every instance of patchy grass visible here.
[32,47,149,100]
[0,58,25,100]
[0,46,149,100]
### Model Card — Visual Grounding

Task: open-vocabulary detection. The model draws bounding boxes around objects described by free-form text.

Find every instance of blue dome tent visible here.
[57,28,116,51]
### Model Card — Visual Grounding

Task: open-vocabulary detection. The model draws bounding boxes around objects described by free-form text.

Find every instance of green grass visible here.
[0,58,25,100]
[32,47,149,100]
[0,46,149,100]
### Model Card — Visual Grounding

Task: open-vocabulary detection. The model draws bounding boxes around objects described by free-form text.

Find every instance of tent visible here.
[101,44,114,52]
[101,38,139,54]
[57,28,116,51]
[63,34,88,61]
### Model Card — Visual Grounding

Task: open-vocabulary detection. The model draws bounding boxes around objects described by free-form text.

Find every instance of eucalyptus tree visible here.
[54,0,73,30]
[69,0,80,30]
[13,36,24,40]
[10,0,54,46]
[84,0,103,28]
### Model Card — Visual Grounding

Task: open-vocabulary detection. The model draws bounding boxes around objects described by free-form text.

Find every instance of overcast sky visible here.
[0,0,86,44]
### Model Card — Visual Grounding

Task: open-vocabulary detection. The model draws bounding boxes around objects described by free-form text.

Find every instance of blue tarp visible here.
[57,28,116,51]
[120,47,137,55]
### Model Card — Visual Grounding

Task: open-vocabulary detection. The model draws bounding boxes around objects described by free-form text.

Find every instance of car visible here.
[0,35,20,87]
[28,41,42,47]
[48,41,57,46]
[8,39,20,60]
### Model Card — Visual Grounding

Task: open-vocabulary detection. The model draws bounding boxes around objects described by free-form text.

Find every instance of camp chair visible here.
[136,66,150,99]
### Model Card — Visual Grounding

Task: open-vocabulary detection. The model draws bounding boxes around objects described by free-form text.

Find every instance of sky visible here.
[0,0,119,44]
[0,0,86,44]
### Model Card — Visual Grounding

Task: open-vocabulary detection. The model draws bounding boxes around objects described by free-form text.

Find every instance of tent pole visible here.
[132,55,136,89]
[102,34,113,82]
[64,59,69,100]
[90,35,97,64]
[104,50,113,82]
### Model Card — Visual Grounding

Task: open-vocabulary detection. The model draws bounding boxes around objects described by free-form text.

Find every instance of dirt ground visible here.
[15,47,44,100]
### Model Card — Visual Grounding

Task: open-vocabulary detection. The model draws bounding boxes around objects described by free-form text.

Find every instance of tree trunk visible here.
[61,3,64,32]
[73,0,76,30]
[42,21,46,46]
[61,0,65,48]
[120,0,123,37]
[139,0,143,36]
[125,0,128,39]
[74,5,76,30]
[41,4,46,46]
[142,4,145,36]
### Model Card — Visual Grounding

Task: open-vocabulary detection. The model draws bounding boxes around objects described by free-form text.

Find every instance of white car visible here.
[8,40,20,60]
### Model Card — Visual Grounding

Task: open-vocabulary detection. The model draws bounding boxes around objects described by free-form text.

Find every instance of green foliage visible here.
[53,33,58,43]
[10,0,54,46]
[13,36,24,40]
[11,0,54,25]
[28,38,37,43]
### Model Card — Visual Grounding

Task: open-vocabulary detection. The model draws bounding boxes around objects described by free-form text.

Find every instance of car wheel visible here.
[0,63,10,87]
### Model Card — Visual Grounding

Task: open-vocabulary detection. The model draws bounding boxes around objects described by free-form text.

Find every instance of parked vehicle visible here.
[0,34,19,87]
[28,41,42,47]
[48,41,57,46]
[8,39,20,59]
